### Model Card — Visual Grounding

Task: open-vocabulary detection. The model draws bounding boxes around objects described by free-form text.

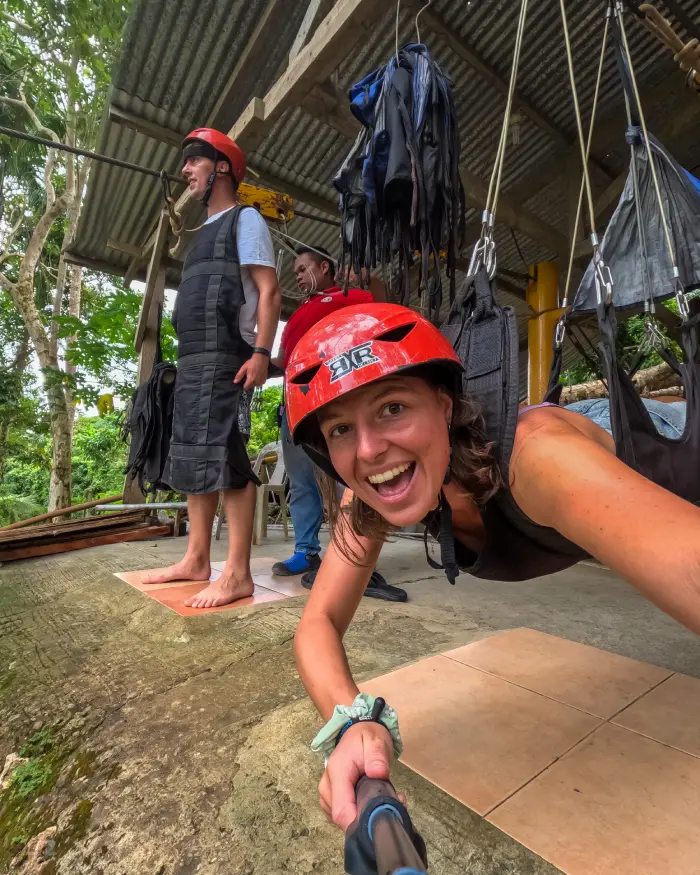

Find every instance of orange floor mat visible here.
[115,561,307,616]
[361,628,700,875]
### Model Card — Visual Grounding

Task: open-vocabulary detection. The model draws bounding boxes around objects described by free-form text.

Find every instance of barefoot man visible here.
[143,127,281,608]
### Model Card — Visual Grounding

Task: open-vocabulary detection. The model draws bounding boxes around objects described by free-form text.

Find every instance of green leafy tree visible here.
[248,386,283,457]
[55,276,177,406]
[0,0,129,509]
[71,413,128,501]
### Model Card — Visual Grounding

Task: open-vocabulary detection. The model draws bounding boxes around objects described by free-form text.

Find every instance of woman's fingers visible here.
[319,771,333,821]
[327,752,362,832]
[363,734,392,781]
[320,722,396,832]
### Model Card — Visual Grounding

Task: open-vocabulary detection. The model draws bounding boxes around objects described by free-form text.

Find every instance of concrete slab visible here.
[0,530,697,874]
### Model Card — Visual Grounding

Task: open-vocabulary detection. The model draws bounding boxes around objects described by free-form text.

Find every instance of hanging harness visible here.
[334,43,465,318]
[424,0,700,584]
[546,1,700,505]
[122,305,177,494]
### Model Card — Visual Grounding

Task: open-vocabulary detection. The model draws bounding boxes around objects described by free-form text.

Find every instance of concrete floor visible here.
[0,528,697,875]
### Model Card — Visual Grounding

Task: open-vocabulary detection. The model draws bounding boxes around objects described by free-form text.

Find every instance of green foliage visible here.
[0,0,132,507]
[57,277,177,404]
[560,311,685,387]
[70,412,127,500]
[19,728,54,759]
[0,411,127,518]
[0,493,43,525]
[7,760,54,801]
[248,385,282,456]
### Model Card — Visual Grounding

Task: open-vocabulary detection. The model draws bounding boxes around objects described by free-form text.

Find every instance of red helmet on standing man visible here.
[182,128,246,183]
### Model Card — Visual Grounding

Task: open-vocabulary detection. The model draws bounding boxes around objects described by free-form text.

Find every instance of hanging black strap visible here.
[442,267,519,477]
[423,492,460,585]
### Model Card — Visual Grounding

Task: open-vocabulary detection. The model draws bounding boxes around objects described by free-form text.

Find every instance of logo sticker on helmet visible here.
[324,342,380,383]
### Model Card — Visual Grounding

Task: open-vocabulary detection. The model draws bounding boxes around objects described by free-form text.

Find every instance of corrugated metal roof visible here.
[72,0,700,377]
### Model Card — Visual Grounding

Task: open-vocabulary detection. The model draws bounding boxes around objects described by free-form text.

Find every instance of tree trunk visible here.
[0,421,8,483]
[560,362,681,404]
[47,380,73,511]
[0,330,30,482]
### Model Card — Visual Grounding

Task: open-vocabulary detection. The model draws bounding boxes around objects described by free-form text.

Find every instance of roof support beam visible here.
[108,105,182,148]
[207,0,283,130]
[301,79,359,139]
[289,0,335,64]
[418,5,614,183]
[230,0,382,153]
[510,69,695,214]
[250,163,339,216]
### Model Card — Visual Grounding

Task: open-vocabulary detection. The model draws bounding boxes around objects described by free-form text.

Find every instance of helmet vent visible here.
[290,363,322,385]
[375,323,416,343]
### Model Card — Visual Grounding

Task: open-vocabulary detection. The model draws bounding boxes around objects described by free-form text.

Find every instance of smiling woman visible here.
[286,303,700,834]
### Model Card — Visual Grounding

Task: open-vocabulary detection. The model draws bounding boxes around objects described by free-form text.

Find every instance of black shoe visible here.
[272,552,322,577]
[302,569,408,603]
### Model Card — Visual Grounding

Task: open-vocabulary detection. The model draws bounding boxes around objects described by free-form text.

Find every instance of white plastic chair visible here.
[252,442,289,545]
[214,442,288,541]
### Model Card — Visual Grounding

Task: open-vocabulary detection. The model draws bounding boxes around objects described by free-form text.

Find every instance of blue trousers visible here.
[281,410,323,556]
[565,398,686,439]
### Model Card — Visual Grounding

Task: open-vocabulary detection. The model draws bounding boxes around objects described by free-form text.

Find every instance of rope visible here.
[468,0,529,277]
[414,0,432,44]
[395,0,401,62]
[558,0,615,317]
[562,10,610,308]
[486,0,529,222]
[269,225,340,264]
[559,0,598,240]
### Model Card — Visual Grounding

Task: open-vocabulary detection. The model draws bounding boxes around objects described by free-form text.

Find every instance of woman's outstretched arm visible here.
[511,407,700,633]
[295,512,384,719]
[294,512,392,832]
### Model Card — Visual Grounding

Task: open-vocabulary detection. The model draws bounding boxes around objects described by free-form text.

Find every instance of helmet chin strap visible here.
[201,170,217,207]
[201,167,234,208]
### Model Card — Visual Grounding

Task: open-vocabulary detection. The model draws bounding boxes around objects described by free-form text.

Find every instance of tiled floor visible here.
[114,556,307,616]
[360,628,700,875]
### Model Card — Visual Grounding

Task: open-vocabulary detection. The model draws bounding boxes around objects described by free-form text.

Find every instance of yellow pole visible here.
[526,262,563,405]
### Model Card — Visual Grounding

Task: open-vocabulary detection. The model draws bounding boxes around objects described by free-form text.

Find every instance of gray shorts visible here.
[565,398,686,439]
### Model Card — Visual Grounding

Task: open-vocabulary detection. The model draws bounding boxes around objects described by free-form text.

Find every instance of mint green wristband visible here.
[311,693,403,763]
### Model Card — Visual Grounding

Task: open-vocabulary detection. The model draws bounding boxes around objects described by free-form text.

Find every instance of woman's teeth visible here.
[368,463,411,485]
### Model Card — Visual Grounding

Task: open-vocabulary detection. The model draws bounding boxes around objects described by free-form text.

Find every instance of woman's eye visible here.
[328,424,351,439]
[381,402,405,417]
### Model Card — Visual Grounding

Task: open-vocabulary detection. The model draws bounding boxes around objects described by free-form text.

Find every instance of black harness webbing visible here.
[425,267,520,582]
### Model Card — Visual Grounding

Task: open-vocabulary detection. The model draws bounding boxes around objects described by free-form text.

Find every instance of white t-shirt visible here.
[204,205,276,346]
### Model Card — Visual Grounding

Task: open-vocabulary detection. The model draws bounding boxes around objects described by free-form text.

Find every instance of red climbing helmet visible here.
[182,127,246,184]
[286,304,463,443]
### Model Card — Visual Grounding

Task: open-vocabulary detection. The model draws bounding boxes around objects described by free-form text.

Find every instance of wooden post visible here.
[123,210,170,503]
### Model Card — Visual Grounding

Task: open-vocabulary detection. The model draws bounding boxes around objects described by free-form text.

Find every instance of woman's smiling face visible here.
[318,375,453,526]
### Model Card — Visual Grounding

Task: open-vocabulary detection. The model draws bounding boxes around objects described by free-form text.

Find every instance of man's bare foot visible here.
[141,557,211,585]
[184,571,254,608]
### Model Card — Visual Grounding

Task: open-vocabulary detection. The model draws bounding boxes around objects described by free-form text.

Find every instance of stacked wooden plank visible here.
[0,510,170,562]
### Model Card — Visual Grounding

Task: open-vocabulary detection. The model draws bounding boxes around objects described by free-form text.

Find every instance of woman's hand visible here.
[319,721,396,831]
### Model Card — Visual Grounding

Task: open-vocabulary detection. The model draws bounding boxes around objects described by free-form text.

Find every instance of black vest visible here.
[172,205,253,361]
